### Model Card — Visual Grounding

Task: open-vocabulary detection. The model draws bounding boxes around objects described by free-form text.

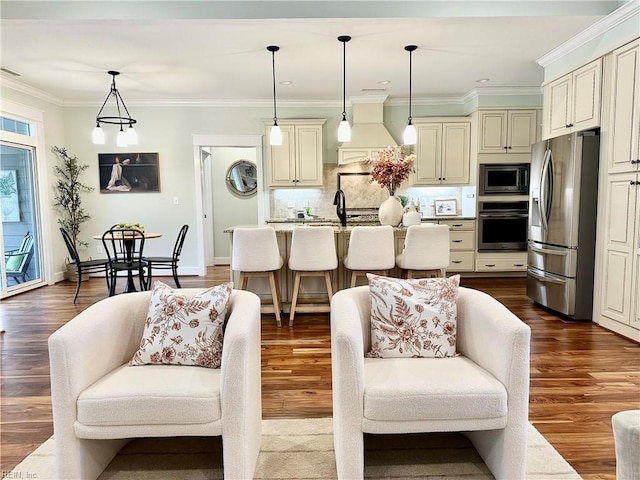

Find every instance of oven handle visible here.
[479,213,529,218]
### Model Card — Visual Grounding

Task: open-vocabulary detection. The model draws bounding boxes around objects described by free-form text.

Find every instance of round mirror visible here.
[226,160,257,197]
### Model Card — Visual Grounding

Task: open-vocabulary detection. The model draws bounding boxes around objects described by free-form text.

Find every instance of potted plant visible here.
[51,146,94,280]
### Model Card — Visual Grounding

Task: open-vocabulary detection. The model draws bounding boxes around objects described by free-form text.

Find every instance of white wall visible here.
[209,147,258,263]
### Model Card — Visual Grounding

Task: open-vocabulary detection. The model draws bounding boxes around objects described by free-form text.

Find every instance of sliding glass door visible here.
[0,116,45,297]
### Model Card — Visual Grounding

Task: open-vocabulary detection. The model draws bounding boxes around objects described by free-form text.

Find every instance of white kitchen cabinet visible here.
[594,39,640,341]
[478,110,537,154]
[542,58,602,139]
[413,119,471,185]
[337,148,379,165]
[265,119,325,187]
[475,252,527,272]
[440,219,475,272]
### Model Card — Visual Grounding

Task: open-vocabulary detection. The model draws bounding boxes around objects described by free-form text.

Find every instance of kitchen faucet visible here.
[333,189,347,227]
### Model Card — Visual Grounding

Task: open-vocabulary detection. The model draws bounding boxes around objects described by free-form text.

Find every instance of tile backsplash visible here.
[269,164,477,220]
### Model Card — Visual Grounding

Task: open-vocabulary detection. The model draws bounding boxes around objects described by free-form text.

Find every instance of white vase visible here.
[378,195,404,226]
[402,203,422,227]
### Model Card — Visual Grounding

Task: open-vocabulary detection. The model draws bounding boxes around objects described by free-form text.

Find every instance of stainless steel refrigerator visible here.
[527,130,600,320]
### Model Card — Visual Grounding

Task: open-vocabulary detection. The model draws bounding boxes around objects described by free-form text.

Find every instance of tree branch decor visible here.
[52,146,93,250]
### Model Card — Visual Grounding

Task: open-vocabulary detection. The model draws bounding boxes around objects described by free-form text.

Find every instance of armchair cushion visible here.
[5,252,25,271]
[363,356,507,424]
[366,274,460,358]
[77,364,221,428]
[129,281,233,368]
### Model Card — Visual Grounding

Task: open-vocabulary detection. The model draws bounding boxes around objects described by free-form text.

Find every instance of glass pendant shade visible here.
[403,123,417,145]
[92,125,105,145]
[126,125,138,145]
[270,124,283,146]
[116,129,128,147]
[338,118,351,142]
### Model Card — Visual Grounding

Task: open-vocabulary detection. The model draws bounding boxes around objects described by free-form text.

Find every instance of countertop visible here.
[225,217,476,234]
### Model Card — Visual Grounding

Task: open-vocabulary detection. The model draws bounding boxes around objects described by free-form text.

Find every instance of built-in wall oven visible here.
[478,200,528,251]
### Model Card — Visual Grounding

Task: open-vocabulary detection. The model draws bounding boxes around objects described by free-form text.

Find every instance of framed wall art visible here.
[434,198,457,216]
[0,170,20,222]
[98,153,160,193]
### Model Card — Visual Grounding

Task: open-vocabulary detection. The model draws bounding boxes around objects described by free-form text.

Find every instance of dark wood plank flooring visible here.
[1,269,638,480]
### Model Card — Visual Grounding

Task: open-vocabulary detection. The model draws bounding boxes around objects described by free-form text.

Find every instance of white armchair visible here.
[330,285,531,480]
[48,288,262,480]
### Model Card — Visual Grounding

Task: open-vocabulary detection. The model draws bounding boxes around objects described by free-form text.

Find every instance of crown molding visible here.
[0,73,64,106]
[537,0,640,68]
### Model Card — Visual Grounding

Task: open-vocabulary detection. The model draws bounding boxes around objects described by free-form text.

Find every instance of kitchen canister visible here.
[402,203,422,227]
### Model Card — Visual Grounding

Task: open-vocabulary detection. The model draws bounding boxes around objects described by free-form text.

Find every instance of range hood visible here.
[338,96,398,165]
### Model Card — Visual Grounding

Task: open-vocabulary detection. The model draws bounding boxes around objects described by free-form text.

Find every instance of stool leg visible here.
[324,271,333,300]
[350,271,358,288]
[407,270,414,279]
[289,272,302,326]
[268,271,282,327]
[239,272,248,290]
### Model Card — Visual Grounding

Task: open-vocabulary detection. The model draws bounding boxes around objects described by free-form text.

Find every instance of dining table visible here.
[93,231,162,294]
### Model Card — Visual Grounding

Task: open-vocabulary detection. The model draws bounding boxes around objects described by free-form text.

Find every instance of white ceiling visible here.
[0,1,628,106]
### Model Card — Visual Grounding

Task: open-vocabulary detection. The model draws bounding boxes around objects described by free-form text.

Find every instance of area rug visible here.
[9,418,581,479]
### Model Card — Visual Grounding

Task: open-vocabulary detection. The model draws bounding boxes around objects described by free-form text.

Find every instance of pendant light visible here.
[337,35,352,142]
[267,45,282,146]
[403,45,418,145]
[92,70,137,147]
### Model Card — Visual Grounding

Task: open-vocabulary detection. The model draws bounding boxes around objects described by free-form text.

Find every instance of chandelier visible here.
[92,70,138,147]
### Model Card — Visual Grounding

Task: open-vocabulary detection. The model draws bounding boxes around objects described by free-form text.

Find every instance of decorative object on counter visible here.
[434,198,458,216]
[397,194,409,208]
[52,146,93,250]
[267,45,282,146]
[91,70,137,147]
[337,35,352,142]
[367,145,415,226]
[402,202,421,227]
[403,45,418,145]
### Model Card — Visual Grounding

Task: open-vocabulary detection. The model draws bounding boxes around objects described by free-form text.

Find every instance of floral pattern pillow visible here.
[129,280,233,369]
[366,273,460,358]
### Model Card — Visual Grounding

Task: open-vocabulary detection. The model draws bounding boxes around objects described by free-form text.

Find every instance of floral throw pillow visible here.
[129,280,233,369]
[366,273,460,358]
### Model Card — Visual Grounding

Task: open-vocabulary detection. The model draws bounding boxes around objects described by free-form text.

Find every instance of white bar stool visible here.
[396,223,450,278]
[344,225,395,287]
[288,226,338,326]
[231,227,284,326]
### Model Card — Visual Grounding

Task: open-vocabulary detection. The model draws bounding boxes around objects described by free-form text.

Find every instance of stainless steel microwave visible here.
[479,163,530,195]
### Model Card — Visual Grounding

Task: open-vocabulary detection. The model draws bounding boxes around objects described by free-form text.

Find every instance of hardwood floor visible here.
[1,269,638,479]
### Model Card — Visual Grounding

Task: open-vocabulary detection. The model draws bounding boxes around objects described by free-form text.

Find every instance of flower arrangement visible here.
[367,145,416,196]
[116,222,145,231]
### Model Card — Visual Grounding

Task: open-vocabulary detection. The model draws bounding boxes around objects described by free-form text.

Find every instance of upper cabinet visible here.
[413,119,471,185]
[265,119,325,188]
[478,109,537,154]
[542,58,602,139]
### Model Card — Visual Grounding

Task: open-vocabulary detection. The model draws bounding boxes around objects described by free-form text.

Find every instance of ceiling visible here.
[0,1,628,107]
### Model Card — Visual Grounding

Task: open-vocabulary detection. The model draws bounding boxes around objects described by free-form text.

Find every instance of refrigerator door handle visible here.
[527,268,566,285]
[529,245,569,256]
[539,149,551,232]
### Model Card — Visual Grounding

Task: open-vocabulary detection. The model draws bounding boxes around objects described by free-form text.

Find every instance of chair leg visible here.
[73,267,82,303]
[289,272,302,326]
[349,271,358,288]
[239,272,248,290]
[146,261,153,290]
[172,263,181,288]
[268,271,282,327]
[324,271,333,301]
[109,271,117,296]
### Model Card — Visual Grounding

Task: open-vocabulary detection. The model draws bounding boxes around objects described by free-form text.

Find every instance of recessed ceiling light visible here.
[280,80,293,85]
[378,80,391,85]
[476,78,490,84]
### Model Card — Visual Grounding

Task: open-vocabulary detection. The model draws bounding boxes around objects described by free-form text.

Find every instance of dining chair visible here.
[60,227,111,302]
[143,224,188,288]
[101,227,147,295]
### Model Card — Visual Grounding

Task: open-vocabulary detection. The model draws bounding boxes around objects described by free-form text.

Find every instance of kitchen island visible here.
[224,217,476,311]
